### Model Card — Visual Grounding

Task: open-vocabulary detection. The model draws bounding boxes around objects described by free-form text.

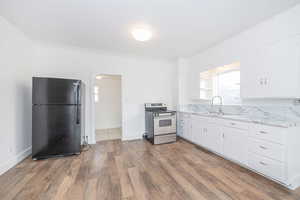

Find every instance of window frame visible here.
[198,62,241,104]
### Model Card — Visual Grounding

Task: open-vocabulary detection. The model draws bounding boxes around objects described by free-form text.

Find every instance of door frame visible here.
[90,73,123,144]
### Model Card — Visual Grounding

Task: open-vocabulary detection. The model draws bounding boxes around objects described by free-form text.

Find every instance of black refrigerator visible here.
[32,77,82,160]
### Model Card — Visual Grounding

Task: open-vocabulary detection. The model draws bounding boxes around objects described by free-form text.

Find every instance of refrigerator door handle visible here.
[76,84,80,125]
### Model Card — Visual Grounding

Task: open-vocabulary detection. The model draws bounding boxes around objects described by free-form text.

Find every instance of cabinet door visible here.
[263,37,300,98]
[242,36,300,99]
[183,115,192,141]
[222,127,248,165]
[177,113,191,140]
[241,47,266,98]
[191,115,205,146]
[177,113,184,137]
[205,123,222,154]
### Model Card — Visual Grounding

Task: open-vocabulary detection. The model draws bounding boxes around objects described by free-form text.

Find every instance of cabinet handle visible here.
[259,161,267,166]
[259,131,268,134]
[259,78,264,85]
[230,122,236,126]
[259,145,267,150]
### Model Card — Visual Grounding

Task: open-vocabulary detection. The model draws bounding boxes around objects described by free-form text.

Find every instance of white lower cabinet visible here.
[205,123,222,154]
[178,113,192,141]
[191,115,205,146]
[191,115,247,163]
[177,113,184,137]
[248,153,285,182]
[222,127,248,165]
[248,138,285,162]
[183,113,300,190]
[183,115,192,141]
[191,115,222,154]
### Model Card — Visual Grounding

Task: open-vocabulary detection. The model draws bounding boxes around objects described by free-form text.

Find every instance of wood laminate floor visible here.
[95,128,122,142]
[1,139,300,200]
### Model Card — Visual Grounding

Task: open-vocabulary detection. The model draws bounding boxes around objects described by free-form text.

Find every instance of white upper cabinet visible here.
[241,47,267,98]
[241,35,300,99]
[264,37,300,98]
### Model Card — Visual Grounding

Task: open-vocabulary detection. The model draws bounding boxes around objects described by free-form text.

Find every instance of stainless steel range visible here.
[144,103,176,144]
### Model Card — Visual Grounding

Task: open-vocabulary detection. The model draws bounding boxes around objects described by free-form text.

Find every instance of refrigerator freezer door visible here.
[32,77,81,105]
[32,105,81,159]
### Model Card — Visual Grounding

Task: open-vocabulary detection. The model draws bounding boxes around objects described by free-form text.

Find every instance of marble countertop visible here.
[177,109,299,128]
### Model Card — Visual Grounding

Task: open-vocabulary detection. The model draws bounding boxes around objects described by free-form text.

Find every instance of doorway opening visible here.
[93,74,122,142]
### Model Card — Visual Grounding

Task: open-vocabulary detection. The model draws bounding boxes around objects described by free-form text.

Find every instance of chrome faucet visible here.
[211,96,223,106]
[211,96,223,115]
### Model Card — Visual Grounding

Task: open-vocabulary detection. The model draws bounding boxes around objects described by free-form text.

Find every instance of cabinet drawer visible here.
[249,139,285,162]
[248,153,285,182]
[222,120,249,130]
[251,125,285,144]
[154,134,176,144]
[182,113,191,118]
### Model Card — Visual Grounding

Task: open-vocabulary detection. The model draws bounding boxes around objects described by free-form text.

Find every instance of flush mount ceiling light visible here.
[131,27,152,42]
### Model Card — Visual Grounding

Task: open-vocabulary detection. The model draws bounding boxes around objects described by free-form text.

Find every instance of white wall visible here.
[95,76,122,130]
[0,15,177,175]
[179,4,300,105]
[33,43,177,142]
[0,17,35,174]
[177,58,189,105]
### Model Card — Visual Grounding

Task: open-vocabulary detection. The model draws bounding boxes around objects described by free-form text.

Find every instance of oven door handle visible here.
[154,116,176,120]
[157,113,175,117]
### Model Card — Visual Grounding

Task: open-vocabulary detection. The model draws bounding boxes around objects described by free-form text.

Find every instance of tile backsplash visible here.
[177,104,300,127]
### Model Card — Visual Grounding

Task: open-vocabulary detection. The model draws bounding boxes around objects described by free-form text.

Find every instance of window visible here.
[199,62,241,104]
[159,119,172,127]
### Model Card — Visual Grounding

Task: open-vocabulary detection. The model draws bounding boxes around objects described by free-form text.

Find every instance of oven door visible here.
[153,113,176,135]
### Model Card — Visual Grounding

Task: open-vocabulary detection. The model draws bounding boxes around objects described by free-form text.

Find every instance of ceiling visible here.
[1,0,300,59]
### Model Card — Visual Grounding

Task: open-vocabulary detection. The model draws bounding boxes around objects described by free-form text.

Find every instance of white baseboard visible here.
[289,175,300,190]
[95,126,122,130]
[122,135,142,141]
[0,146,32,176]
